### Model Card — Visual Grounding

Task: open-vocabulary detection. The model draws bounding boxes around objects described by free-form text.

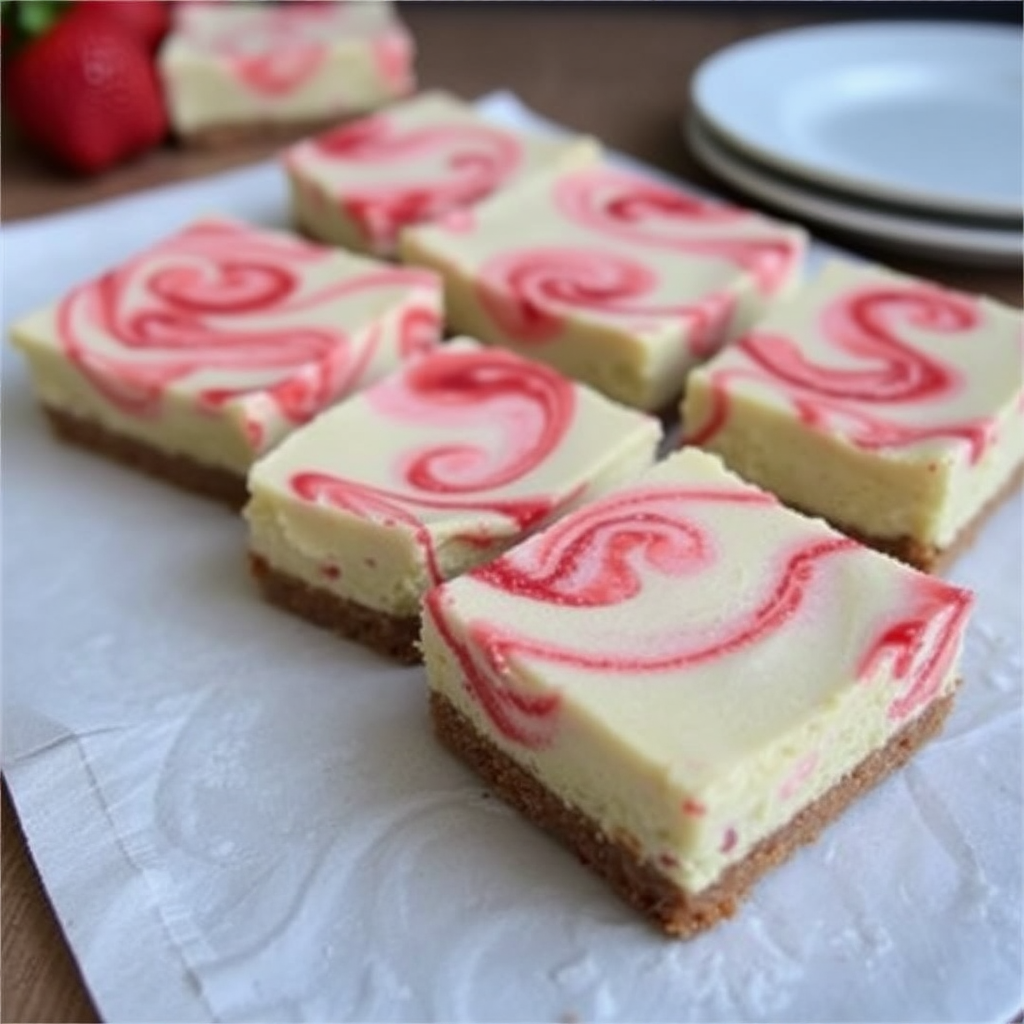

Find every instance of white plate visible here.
[691,21,1023,222]
[687,113,1024,266]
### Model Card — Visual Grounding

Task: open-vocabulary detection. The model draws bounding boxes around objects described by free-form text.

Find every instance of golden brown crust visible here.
[430,686,957,937]
[176,112,358,149]
[249,554,422,664]
[793,461,1023,574]
[44,407,248,507]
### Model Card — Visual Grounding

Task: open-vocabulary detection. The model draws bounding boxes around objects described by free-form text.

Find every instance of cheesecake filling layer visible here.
[286,91,601,257]
[160,1,414,135]
[246,341,662,616]
[423,449,973,895]
[683,260,1023,549]
[400,163,806,411]
[10,217,442,474]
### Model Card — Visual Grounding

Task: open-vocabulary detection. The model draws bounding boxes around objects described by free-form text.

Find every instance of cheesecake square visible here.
[245,340,662,662]
[682,259,1024,571]
[422,447,973,936]
[159,0,415,146]
[400,163,806,411]
[9,216,442,505]
[284,90,601,258]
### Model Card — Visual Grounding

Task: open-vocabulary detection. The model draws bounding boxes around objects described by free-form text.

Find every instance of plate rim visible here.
[690,19,1024,222]
[685,111,1024,267]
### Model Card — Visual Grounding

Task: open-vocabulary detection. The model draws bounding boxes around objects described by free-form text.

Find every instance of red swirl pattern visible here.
[426,483,970,749]
[397,306,443,358]
[554,168,801,294]
[858,577,973,722]
[181,4,343,95]
[57,219,439,436]
[477,247,738,354]
[748,285,974,401]
[685,283,994,461]
[372,30,414,95]
[228,47,328,96]
[291,348,580,584]
[307,115,523,250]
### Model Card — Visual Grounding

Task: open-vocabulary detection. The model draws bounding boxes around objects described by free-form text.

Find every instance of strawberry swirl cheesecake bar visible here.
[400,163,806,410]
[245,340,661,662]
[682,260,1024,570]
[284,91,601,258]
[422,448,973,936]
[159,0,415,146]
[9,217,442,505]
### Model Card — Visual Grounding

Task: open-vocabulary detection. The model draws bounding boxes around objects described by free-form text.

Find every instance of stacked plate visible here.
[687,21,1023,265]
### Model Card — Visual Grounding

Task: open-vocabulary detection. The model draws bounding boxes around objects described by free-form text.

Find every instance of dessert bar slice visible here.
[400,163,806,410]
[682,259,1023,570]
[422,448,973,936]
[159,0,415,146]
[284,91,601,258]
[245,340,661,663]
[9,217,442,505]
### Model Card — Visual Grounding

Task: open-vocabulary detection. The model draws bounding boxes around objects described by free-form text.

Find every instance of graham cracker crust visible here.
[249,554,422,664]
[44,407,248,508]
[431,686,956,938]
[800,461,1024,575]
[178,112,356,149]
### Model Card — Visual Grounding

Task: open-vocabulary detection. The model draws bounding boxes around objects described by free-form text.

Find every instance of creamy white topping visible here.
[423,449,972,894]
[10,216,442,473]
[401,163,806,410]
[286,91,601,257]
[246,339,662,615]
[160,1,415,135]
[683,260,1024,548]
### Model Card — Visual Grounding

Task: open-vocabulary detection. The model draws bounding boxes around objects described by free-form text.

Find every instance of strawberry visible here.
[5,4,168,175]
[81,0,170,52]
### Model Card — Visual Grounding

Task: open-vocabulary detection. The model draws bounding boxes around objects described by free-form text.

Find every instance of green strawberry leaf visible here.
[19,1,67,36]
[1,0,72,49]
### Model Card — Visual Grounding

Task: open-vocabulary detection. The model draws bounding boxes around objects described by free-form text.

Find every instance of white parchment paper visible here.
[3,94,1022,1024]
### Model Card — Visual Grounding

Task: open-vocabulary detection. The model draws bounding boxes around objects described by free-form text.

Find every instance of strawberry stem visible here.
[1,0,72,49]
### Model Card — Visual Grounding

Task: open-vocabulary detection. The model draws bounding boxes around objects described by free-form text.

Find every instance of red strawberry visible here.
[79,0,170,52]
[5,6,168,175]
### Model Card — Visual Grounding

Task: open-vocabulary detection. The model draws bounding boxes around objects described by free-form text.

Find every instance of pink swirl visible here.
[397,306,443,358]
[476,497,717,608]
[308,116,522,250]
[554,168,801,294]
[427,485,970,748]
[477,246,738,353]
[685,284,993,461]
[184,4,346,95]
[427,487,853,747]
[57,219,438,431]
[746,286,975,401]
[229,47,328,96]
[291,477,574,588]
[372,30,414,95]
[385,347,576,493]
[858,577,973,721]
[292,348,580,584]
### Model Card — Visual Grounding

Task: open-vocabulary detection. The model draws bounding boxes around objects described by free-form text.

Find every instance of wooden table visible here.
[2,5,1021,1022]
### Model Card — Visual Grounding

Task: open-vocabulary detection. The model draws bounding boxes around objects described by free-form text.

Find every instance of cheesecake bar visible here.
[9,216,442,505]
[422,448,973,936]
[400,163,806,410]
[682,260,1024,571]
[245,340,661,662]
[159,0,415,146]
[284,91,601,258]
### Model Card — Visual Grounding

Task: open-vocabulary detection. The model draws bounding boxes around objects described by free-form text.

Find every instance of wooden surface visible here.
[2,5,1021,1023]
